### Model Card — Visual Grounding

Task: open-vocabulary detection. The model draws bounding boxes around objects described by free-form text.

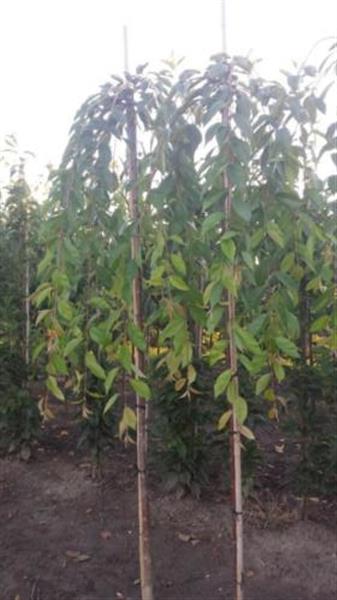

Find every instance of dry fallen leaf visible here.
[76,553,91,562]
[178,532,200,544]
[274,444,285,454]
[65,550,91,562]
[178,532,192,543]
[79,462,91,470]
[20,445,31,461]
[66,550,80,558]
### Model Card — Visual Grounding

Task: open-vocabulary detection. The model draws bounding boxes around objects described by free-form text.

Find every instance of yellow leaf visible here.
[217,409,233,431]
[264,388,276,402]
[124,406,137,430]
[268,407,279,421]
[187,364,197,385]
[239,424,255,440]
[119,406,137,438]
[175,377,186,391]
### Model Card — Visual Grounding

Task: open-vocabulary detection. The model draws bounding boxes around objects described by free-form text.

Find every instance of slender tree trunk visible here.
[299,275,313,519]
[126,89,154,600]
[194,272,204,359]
[299,277,311,364]
[24,222,30,371]
[222,100,244,599]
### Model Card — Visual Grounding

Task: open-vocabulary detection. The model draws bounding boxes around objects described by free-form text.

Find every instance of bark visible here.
[194,273,204,359]
[24,221,30,371]
[126,88,154,600]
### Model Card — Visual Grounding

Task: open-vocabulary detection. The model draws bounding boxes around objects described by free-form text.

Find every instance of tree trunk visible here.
[126,89,154,600]
[24,221,30,371]
[194,273,204,359]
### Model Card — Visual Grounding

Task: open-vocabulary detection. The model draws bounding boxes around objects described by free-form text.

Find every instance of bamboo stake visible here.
[223,105,244,600]
[123,25,129,72]
[125,85,154,600]
[221,3,244,597]
[221,0,227,53]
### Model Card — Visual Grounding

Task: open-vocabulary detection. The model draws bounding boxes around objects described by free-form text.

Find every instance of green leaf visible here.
[281,252,295,273]
[64,337,82,357]
[275,336,299,358]
[231,138,251,164]
[242,251,254,270]
[222,268,237,295]
[128,322,147,351]
[203,282,215,305]
[273,362,285,382]
[207,306,224,334]
[207,340,227,367]
[89,296,110,310]
[310,315,330,333]
[214,369,232,398]
[47,376,65,401]
[117,345,133,373]
[233,396,248,424]
[49,352,68,376]
[36,309,52,326]
[306,277,321,292]
[52,270,70,291]
[57,299,73,321]
[37,248,54,276]
[232,197,251,222]
[221,238,236,261]
[266,222,285,248]
[250,228,265,248]
[234,324,262,355]
[160,316,185,342]
[171,254,187,276]
[169,234,185,245]
[89,326,110,347]
[32,285,52,307]
[130,379,151,400]
[32,341,46,362]
[227,379,239,404]
[228,163,246,188]
[149,264,166,286]
[85,351,106,380]
[248,314,267,336]
[104,367,119,394]
[169,275,189,291]
[217,409,233,431]
[103,393,119,416]
[201,212,223,236]
[255,373,272,395]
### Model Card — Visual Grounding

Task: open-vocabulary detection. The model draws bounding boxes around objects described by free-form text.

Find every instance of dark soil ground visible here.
[0,404,336,600]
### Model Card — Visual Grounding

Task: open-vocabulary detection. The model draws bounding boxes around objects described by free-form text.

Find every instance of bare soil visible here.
[0,406,336,600]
